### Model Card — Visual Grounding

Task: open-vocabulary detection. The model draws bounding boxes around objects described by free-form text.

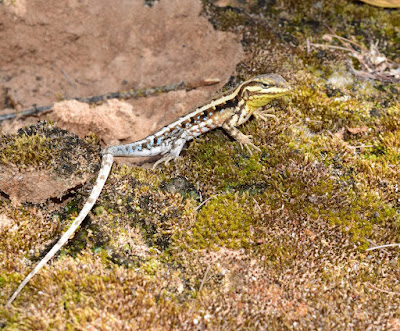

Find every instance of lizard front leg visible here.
[222,122,261,154]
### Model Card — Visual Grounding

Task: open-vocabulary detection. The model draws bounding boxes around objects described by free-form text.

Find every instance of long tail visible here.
[5,153,114,308]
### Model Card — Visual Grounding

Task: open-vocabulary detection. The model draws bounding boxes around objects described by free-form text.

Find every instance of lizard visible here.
[5,73,291,308]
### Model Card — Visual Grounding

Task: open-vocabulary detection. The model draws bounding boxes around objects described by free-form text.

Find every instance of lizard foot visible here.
[253,109,278,123]
[152,155,179,169]
[237,134,261,155]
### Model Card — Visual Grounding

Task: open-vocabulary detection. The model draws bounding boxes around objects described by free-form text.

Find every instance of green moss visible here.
[292,80,371,133]
[0,121,100,176]
[93,206,105,216]
[183,193,253,250]
[140,258,162,276]
[0,133,53,168]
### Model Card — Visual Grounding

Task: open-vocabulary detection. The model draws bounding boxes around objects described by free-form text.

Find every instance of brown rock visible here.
[0,0,244,142]
[0,165,92,205]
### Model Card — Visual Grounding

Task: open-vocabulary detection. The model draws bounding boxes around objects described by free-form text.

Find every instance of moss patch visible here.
[182,193,253,250]
[0,121,100,174]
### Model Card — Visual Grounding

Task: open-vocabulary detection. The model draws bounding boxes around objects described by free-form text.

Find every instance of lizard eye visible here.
[261,83,269,88]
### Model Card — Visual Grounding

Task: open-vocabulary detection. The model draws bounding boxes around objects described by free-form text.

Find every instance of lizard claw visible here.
[153,155,180,169]
[253,109,278,123]
[238,134,261,155]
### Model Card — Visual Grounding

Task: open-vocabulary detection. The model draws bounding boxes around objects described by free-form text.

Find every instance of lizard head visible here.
[237,73,291,111]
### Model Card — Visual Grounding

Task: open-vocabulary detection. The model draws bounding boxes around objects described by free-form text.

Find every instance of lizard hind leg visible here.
[152,155,176,169]
[152,135,187,169]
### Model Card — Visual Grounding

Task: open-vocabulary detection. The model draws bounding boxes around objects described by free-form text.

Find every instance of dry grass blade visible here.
[366,243,400,251]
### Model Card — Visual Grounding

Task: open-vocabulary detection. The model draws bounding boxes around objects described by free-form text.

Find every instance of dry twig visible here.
[366,243,400,251]
[368,283,400,296]
[307,29,400,83]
